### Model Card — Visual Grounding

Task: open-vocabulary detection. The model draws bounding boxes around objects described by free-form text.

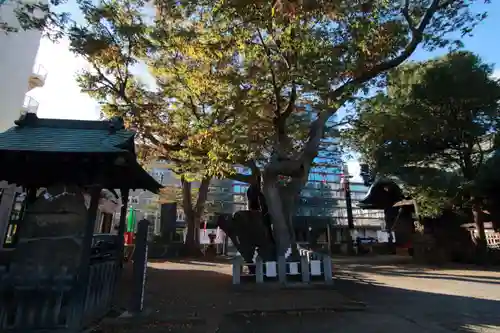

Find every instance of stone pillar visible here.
[300,255,310,283]
[277,255,287,284]
[232,256,243,285]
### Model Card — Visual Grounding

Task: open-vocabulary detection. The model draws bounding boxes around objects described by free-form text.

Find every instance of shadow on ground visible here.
[98,260,500,333]
[341,262,500,285]
[332,268,500,333]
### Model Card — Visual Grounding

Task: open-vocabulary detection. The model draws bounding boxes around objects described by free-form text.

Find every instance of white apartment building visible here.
[0,0,47,131]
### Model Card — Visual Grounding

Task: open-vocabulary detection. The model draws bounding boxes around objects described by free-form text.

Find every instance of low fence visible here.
[231,250,333,285]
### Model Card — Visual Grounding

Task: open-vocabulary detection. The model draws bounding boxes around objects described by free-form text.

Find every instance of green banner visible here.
[126,206,136,232]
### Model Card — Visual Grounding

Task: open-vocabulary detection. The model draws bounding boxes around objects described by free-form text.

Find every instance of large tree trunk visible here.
[182,176,210,257]
[261,173,304,258]
[262,178,291,257]
[184,213,200,253]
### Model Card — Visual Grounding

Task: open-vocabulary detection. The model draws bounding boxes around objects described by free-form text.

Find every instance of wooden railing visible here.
[82,260,120,326]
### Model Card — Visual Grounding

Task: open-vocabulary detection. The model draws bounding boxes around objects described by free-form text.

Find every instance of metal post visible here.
[342,165,355,254]
[326,223,332,255]
[131,219,149,313]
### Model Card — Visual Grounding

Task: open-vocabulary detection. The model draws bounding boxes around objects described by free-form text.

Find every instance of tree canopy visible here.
[343,51,500,217]
[49,0,490,255]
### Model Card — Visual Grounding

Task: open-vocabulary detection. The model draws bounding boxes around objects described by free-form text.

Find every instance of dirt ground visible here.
[93,256,500,333]
[94,258,363,333]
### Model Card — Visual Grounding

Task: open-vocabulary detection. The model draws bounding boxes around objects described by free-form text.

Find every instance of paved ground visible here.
[97,256,500,333]
[332,257,500,333]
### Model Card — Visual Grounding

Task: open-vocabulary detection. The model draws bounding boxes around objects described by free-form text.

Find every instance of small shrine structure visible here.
[0,113,161,332]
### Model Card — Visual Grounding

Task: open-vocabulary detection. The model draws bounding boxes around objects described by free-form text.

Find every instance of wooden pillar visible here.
[130,219,149,313]
[116,188,130,263]
[74,186,101,327]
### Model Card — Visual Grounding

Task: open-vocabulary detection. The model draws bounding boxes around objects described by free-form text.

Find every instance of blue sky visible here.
[27,1,500,178]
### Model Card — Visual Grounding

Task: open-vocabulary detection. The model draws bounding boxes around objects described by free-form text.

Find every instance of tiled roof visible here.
[0,114,134,153]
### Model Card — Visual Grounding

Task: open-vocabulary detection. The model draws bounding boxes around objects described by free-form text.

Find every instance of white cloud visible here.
[492,67,500,80]
[28,37,99,120]
[347,161,363,183]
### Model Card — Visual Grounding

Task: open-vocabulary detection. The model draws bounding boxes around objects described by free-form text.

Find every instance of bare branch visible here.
[402,0,416,33]
[281,82,297,121]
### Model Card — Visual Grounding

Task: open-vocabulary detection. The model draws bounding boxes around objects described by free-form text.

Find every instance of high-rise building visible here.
[293,109,384,247]
[125,160,235,238]
[0,0,47,131]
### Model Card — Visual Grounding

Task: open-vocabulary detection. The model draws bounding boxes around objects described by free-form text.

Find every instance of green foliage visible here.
[344,51,500,217]
[59,0,488,182]
[49,0,488,250]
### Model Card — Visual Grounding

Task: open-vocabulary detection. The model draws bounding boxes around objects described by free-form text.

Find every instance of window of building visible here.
[233,195,246,203]
[130,197,139,204]
[232,184,248,194]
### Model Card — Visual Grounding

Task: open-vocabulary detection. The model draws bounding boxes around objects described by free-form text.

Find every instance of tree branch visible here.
[330,0,442,102]
[256,28,282,117]
[276,0,447,176]
[281,82,297,121]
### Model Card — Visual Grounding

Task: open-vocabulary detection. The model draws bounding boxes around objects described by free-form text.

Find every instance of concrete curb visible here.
[226,303,368,319]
